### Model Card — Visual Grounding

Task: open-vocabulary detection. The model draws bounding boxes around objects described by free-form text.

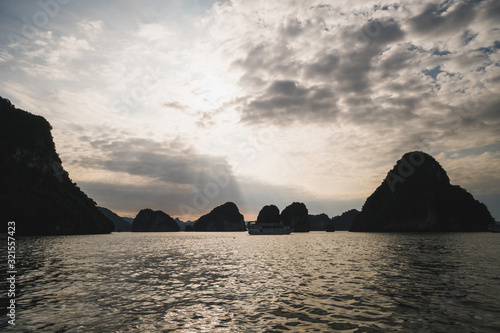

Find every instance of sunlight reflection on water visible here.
[1,232,500,332]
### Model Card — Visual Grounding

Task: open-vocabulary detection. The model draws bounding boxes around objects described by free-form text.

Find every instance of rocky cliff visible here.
[0,97,113,235]
[174,217,195,231]
[281,202,310,232]
[131,209,180,232]
[309,213,331,231]
[98,207,132,232]
[327,209,360,231]
[350,151,494,232]
[193,202,246,231]
[256,205,280,224]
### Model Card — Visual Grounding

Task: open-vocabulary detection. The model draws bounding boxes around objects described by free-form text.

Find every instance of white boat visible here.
[247,222,292,235]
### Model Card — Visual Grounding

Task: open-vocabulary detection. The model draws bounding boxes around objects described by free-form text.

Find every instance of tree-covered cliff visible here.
[256,205,281,224]
[98,207,132,232]
[309,213,331,231]
[131,209,180,232]
[281,202,310,232]
[193,202,246,231]
[350,151,494,232]
[0,97,113,235]
[327,209,360,231]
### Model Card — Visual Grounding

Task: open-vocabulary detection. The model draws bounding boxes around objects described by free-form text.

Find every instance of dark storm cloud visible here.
[410,1,478,35]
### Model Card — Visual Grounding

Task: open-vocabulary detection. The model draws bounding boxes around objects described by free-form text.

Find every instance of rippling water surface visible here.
[2,232,500,332]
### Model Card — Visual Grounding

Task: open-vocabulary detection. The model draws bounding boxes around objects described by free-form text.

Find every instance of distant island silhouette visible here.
[328,209,360,231]
[192,202,246,231]
[0,96,495,235]
[98,206,132,232]
[131,208,180,232]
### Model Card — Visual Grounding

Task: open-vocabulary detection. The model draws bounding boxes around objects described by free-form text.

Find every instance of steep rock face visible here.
[174,217,195,231]
[122,217,134,225]
[0,97,113,235]
[131,209,180,232]
[327,209,360,231]
[132,208,181,232]
[98,207,131,232]
[193,202,245,231]
[281,202,310,232]
[309,213,331,231]
[351,151,494,232]
[257,205,280,224]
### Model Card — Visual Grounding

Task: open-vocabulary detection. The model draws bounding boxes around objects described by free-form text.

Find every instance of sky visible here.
[0,0,499,221]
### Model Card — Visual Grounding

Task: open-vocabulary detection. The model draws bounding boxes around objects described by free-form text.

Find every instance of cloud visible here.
[409,2,478,36]
[74,136,235,189]
[480,0,500,22]
[77,20,102,40]
[242,80,338,125]
[50,35,94,64]
[136,23,172,42]
[305,54,339,79]
[232,16,406,125]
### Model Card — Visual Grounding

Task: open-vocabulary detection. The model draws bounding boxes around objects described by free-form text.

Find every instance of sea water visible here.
[1,232,500,332]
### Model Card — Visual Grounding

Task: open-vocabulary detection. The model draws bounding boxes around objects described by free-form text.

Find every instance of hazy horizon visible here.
[1,0,499,221]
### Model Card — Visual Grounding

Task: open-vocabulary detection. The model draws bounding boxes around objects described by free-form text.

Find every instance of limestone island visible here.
[350,151,495,232]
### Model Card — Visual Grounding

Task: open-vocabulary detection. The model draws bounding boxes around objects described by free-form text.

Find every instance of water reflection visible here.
[2,232,500,332]
[371,233,498,332]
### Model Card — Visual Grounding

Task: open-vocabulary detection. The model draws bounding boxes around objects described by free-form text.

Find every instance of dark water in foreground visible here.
[1,232,500,332]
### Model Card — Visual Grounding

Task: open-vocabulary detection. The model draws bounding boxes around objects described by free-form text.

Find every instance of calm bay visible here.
[1,232,500,332]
